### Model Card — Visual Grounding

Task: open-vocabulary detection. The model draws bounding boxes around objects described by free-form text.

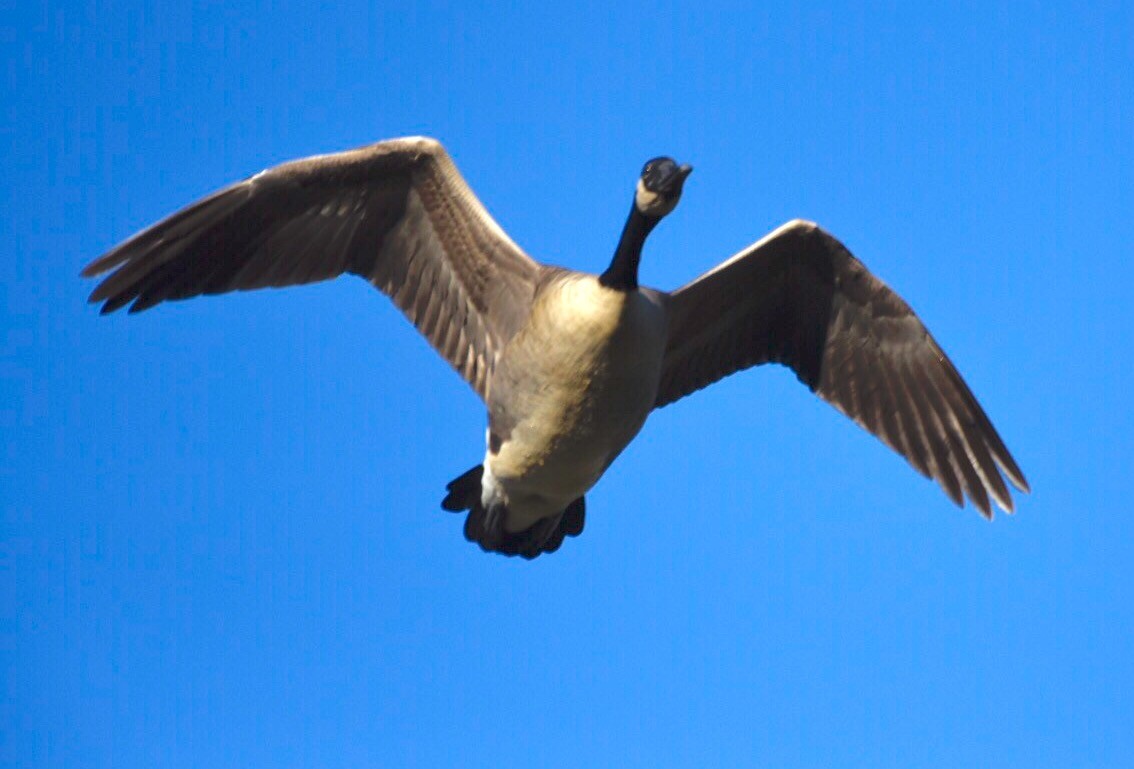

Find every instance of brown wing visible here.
[656,219,1029,517]
[82,136,539,399]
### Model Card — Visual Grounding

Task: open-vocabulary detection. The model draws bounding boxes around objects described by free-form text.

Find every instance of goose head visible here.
[635,157,693,219]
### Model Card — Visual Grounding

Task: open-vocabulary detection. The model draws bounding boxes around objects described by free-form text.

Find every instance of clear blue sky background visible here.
[3,2,1132,767]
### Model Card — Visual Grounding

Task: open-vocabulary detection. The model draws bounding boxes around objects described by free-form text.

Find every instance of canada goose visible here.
[83,136,1029,559]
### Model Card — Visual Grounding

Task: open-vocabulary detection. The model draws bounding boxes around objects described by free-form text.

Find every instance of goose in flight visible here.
[83,136,1029,558]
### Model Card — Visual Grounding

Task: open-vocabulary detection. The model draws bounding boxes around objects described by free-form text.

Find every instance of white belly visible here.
[484,275,667,530]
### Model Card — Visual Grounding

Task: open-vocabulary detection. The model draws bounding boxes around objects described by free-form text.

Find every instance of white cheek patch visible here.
[635,180,659,213]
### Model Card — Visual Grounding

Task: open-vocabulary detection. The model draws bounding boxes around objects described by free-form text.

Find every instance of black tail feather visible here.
[441,465,586,559]
[560,496,585,537]
[441,465,483,512]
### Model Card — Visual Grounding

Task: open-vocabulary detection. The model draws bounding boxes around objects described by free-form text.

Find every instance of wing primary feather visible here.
[88,234,196,304]
[234,211,322,288]
[914,362,991,516]
[928,363,1014,513]
[83,183,249,281]
[875,362,931,478]
[934,349,1030,493]
[846,340,885,451]
[895,359,963,506]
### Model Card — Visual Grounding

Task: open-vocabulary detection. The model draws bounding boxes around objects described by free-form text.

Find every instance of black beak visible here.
[664,164,693,192]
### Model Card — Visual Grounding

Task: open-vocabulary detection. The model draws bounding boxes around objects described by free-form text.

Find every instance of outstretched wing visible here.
[656,219,1029,516]
[82,137,539,399]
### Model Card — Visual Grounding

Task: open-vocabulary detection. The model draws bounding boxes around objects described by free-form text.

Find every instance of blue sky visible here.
[3,1,1132,766]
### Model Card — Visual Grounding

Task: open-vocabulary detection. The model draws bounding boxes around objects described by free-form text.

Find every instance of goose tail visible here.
[441,466,585,559]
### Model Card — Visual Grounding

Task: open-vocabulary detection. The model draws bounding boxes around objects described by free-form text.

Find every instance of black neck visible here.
[599,203,658,291]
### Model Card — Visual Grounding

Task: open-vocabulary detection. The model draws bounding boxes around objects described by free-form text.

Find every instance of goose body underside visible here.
[449,273,668,557]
